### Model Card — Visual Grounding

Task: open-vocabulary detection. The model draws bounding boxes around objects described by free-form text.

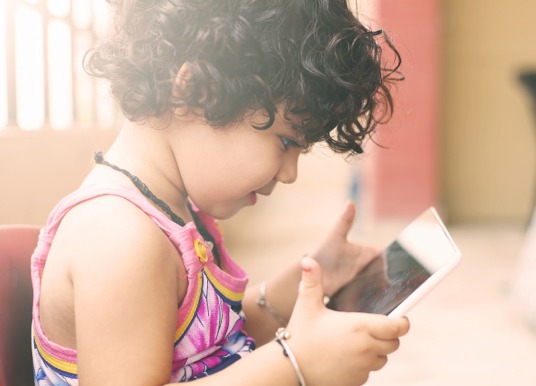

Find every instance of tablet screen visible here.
[326,207,461,316]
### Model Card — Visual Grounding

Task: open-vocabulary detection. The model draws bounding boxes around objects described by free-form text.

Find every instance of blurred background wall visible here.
[0,0,535,227]
[441,0,536,224]
[0,0,120,225]
[359,0,536,225]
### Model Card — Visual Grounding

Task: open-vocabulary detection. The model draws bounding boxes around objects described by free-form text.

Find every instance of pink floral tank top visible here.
[31,185,255,384]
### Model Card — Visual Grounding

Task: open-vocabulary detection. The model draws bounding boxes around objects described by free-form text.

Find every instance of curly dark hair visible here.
[84,0,402,155]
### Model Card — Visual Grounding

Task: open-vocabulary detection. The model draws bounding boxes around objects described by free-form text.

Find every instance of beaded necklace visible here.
[94,151,221,267]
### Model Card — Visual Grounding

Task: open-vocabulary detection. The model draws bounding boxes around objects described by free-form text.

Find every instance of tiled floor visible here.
[223,198,536,385]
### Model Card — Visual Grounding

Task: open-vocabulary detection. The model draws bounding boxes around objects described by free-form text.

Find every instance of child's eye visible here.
[280,137,299,150]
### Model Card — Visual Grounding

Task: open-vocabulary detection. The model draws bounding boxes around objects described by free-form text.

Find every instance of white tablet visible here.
[326,207,462,317]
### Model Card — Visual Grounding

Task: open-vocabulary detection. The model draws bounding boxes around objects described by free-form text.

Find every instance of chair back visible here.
[0,225,40,386]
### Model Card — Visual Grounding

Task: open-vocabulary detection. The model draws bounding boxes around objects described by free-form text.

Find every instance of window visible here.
[0,0,120,131]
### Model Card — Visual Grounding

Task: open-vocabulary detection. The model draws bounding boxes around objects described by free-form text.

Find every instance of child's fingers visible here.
[328,200,357,240]
[362,314,410,340]
[370,355,389,372]
[373,337,401,356]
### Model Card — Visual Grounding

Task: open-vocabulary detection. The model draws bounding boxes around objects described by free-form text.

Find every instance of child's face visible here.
[170,109,306,219]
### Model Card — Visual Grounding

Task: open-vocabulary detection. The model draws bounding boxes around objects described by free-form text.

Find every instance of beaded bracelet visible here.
[275,327,307,386]
[256,282,288,326]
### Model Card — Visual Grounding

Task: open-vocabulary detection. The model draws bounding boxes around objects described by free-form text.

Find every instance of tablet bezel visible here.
[326,207,462,317]
[387,207,461,317]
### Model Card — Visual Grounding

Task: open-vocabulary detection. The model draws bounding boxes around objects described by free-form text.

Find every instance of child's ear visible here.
[173,63,191,96]
[172,62,205,121]
[172,63,192,118]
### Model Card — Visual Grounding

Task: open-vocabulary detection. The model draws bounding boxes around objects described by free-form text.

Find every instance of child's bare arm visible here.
[62,197,182,385]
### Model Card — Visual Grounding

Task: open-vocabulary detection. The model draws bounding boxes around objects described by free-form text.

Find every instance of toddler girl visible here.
[31,0,410,385]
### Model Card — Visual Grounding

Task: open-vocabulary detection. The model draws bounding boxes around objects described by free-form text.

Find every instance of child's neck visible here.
[92,120,193,224]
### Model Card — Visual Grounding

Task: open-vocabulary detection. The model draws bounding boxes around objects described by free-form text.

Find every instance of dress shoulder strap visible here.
[42,184,227,275]
[44,184,182,237]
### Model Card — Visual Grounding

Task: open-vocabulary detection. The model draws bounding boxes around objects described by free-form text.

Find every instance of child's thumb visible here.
[296,256,325,311]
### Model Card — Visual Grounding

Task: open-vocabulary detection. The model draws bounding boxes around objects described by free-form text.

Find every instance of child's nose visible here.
[276,153,299,184]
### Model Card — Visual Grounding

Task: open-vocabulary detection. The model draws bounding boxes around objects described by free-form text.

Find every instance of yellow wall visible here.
[442,0,536,223]
[0,129,118,225]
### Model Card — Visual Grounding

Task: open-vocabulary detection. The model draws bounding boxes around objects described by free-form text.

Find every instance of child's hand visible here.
[311,201,379,296]
[286,257,410,386]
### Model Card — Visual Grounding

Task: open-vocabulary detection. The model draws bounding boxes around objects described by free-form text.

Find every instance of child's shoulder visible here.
[52,191,181,285]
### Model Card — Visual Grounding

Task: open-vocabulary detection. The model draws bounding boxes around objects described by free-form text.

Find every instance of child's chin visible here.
[207,206,243,221]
